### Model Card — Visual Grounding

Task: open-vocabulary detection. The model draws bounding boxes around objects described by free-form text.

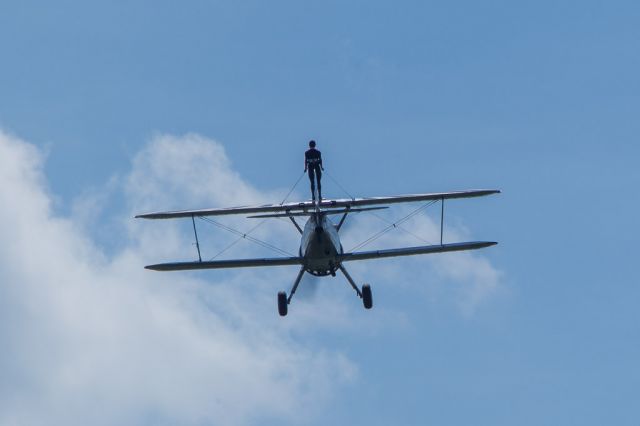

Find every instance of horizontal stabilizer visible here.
[339,241,497,262]
[247,206,388,219]
[146,256,303,271]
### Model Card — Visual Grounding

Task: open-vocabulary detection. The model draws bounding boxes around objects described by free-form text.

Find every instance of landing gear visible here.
[277,266,306,317]
[278,291,288,316]
[278,265,373,316]
[338,264,373,311]
[362,284,373,309]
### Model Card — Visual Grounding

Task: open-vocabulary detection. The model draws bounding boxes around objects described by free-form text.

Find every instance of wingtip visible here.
[135,213,161,219]
[473,241,498,248]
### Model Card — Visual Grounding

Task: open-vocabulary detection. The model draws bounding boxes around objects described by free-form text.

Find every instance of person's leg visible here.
[308,168,316,200]
[316,167,322,200]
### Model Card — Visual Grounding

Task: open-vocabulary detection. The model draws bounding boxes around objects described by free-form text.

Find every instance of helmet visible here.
[309,140,316,148]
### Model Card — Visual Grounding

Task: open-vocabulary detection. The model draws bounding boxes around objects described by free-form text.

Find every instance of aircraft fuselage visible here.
[299,213,343,276]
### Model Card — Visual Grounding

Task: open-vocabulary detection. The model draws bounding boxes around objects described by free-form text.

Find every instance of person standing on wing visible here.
[304,140,324,201]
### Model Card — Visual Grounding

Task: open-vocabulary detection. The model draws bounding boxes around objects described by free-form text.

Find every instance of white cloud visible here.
[0,131,354,426]
[0,130,501,425]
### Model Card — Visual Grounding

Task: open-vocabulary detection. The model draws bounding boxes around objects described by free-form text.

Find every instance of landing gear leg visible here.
[278,266,306,317]
[338,265,373,309]
[338,264,362,297]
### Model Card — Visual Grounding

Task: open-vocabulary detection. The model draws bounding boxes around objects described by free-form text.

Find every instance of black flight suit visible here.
[305,148,323,200]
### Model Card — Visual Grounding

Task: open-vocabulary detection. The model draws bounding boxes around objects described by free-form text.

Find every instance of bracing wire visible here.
[280,170,306,205]
[367,209,434,246]
[206,219,267,260]
[200,216,295,257]
[324,170,355,200]
[324,170,437,251]
[349,200,438,252]
[202,171,306,260]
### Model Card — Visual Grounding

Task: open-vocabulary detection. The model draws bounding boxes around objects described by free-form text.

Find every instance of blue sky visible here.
[1,1,639,425]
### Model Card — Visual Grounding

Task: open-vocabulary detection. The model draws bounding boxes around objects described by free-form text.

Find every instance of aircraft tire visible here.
[362,284,373,309]
[278,291,288,316]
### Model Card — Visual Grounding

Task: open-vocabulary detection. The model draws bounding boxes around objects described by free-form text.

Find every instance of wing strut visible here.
[191,214,202,262]
[338,264,363,298]
[440,197,444,245]
[289,216,303,234]
[336,207,350,232]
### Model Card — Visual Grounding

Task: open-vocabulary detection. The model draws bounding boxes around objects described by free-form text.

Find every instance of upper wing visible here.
[339,241,497,262]
[135,189,500,219]
[319,189,500,210]
[145,256,303,271]
[136,201,317,219]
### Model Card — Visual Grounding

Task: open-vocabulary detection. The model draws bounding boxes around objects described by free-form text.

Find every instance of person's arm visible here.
[304,153,307,172]
[320,153,324,170]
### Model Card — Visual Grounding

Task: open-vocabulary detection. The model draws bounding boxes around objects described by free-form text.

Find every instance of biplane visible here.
[136,189,499,316]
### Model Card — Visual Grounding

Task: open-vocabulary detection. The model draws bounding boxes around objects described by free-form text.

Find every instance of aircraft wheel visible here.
[278,291,288,316]
[362,284,373,309]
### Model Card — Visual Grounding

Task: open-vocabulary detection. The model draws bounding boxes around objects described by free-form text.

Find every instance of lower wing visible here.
[145,241,496,271]
[339,241,496,262]
[145,256,303,271]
